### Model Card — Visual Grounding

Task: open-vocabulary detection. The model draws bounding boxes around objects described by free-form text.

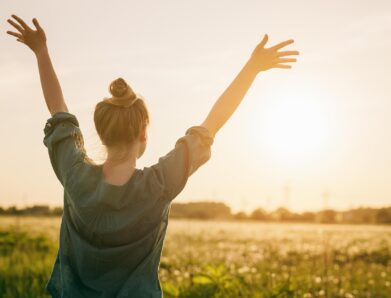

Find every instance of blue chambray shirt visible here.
[43,111,213,298]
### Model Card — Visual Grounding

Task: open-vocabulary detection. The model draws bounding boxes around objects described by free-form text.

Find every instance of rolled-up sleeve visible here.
[43,111,87,186]
[150,126,214,202]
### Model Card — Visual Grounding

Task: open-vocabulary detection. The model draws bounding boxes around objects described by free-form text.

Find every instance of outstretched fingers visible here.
[274,64,292,69]
[6,30,23,39]
[276,58,297,63]
[276,50,300,57]
[271,56,297,70]
[7,19,24,33]
[259,34,269,48]
[32,18,42,31]
[251,35,299,71]
[11,14,31,31]
[269,39,294,51]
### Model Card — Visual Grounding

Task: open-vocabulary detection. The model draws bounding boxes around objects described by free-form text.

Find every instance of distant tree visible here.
[341,208,378,224]
[52,207,63,216]
[170,202,231,219]
[376,208,391,224]
[250,208,269,221]
[1,202,390,225]
[24,205,50,216]
[317,209,337,223]
[6,206,21,215]
[233,211,248,220]
[299,211,316,222]
[272,207,294,221]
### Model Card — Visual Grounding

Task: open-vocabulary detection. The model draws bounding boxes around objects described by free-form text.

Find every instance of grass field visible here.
[0,216,390,297]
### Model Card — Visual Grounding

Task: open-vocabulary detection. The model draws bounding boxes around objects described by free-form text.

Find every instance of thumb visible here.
[32,18,42,30]
[259,34,268,48]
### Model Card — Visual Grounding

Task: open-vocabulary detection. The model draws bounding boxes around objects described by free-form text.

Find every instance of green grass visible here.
[0,217,390,297]
[0,228,55,298]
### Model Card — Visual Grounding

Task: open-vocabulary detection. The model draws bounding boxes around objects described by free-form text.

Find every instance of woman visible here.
[6,14,299,298]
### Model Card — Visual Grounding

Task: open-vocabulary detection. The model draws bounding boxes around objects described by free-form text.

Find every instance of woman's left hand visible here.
[6,15,47,55]
[249,34,299,73]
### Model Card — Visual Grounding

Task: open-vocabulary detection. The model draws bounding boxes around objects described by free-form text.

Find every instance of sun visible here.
[251,83,334,165]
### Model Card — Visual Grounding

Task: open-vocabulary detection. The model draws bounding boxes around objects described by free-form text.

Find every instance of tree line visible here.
[1,202,391,224]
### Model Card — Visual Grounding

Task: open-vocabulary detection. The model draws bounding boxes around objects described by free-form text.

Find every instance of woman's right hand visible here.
[249,34,299,73]
[6,15,47,55]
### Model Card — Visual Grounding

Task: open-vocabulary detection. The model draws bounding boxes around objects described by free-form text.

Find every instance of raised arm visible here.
[6,15,68,116]
[201,34,299,138]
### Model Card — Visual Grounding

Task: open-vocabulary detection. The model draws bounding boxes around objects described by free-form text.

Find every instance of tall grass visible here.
[0,217,390,297]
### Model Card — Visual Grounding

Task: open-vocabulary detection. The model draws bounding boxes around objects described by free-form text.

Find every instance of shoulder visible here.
[44,111,80,132]
[139,166,166,196]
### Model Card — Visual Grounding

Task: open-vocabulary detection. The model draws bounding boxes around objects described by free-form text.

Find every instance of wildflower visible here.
[238,266,250,274]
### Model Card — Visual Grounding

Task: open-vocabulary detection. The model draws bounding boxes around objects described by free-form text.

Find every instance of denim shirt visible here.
[43,111,213,298]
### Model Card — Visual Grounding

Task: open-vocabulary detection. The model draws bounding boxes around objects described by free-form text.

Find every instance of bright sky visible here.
[1,0,391,212]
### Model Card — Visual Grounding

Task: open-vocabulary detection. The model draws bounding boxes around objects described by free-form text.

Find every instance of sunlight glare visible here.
[258,84,333,164]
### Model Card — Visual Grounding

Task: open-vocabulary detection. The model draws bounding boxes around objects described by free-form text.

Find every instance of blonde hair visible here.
[94,77,150,162]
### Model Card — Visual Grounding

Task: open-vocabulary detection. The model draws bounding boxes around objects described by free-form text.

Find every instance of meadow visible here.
[0,216,390,298]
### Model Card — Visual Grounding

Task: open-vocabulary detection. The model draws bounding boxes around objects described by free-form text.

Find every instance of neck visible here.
[105,144,138,167]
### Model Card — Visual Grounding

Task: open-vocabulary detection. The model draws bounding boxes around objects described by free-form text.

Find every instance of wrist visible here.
[34,45,49,58]
[244,58,260,77]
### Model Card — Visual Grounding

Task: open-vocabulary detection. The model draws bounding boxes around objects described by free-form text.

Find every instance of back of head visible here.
[94,77,150,160]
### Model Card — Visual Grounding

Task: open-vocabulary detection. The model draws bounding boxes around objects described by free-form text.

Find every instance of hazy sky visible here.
[1,0,391,212]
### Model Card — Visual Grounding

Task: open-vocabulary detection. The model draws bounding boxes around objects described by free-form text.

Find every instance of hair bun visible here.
[109,77,135,99]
